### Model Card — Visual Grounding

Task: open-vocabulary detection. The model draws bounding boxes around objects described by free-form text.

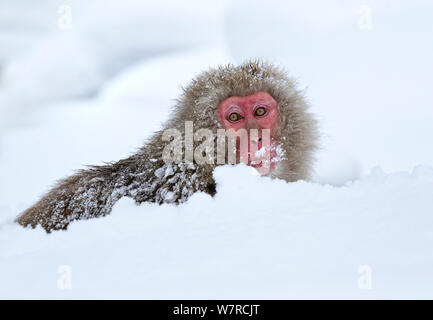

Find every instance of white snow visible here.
[1,1,433,299]
[1,165,433,299]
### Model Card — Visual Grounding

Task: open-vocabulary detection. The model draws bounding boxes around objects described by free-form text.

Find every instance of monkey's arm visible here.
[16,148,216,233]
[15,166,123,232]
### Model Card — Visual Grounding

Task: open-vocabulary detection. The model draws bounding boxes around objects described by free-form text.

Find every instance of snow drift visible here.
[1,164,433,299]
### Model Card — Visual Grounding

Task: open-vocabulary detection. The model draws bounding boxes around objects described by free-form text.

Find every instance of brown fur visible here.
[16,60,318,232]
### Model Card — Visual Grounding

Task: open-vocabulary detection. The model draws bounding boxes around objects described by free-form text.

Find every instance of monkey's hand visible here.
[15,167,121,233]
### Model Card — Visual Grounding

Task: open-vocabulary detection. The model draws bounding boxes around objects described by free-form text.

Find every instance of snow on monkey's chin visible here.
[238,138,278,176]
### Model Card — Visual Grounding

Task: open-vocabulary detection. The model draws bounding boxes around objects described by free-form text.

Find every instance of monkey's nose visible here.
[246,118,260,130]
[249,135,263,151]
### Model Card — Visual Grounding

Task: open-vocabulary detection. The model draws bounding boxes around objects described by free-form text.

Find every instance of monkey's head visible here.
[166,59,318,182]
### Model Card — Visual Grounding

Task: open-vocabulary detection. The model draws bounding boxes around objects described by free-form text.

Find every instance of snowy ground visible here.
[1,165,433,299]
[1,1,433,299]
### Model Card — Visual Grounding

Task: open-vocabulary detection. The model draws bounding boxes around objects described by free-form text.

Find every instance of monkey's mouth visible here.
[248,148,278,175]
[237,137,278,175]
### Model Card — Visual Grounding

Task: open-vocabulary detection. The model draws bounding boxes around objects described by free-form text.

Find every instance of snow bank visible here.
[1,164,433,299]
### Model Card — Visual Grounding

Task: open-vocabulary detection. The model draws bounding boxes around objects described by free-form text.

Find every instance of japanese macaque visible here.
[16,60,318,232]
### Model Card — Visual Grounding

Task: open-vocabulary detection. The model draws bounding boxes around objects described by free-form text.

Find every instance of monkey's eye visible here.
[228,112,242,122]
[254,107,267,117]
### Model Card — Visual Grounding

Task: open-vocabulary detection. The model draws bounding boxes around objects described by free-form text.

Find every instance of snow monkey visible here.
[16,60,318,232]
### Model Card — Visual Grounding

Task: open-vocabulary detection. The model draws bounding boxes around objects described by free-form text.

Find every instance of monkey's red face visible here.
[218,91,279,175]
